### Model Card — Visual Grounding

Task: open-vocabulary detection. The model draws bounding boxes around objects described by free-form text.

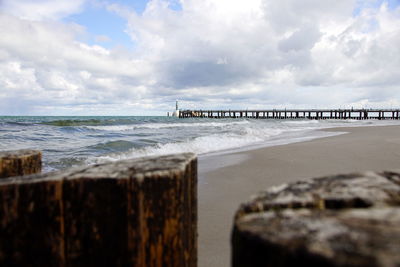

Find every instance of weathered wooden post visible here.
[0,153,197,267]
[0,150,42,178]
[232,171,400,267]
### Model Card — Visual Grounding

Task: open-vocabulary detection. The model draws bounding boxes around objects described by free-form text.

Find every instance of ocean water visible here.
[1,116,399,172]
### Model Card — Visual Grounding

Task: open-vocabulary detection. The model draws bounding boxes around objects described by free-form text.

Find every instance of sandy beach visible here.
[198,125,400,267]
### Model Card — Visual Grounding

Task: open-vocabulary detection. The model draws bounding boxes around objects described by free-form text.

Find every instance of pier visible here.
[179,109,400,120]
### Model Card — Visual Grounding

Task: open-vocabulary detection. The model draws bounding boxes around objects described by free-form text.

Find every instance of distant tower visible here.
[173,100,180,117]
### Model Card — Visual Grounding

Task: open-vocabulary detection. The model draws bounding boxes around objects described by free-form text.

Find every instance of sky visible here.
[0,0,399,115]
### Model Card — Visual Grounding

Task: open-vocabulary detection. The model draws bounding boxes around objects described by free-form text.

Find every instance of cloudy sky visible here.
[0,0,399,115]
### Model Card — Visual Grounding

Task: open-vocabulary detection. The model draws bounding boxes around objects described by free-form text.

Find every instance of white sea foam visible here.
[85,118,400,166]
[86,126,283,164]
[86,120,333,165]
[84,120,250,131]
[283,120,320,125]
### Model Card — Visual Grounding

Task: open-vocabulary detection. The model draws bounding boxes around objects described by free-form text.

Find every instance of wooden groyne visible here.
[233,171,400,267]
[0,150,197,267]
[0,150,42,178]
[179,109,400,120]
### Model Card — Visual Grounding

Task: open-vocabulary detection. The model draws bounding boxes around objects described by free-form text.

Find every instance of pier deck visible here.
[179,109,400,120]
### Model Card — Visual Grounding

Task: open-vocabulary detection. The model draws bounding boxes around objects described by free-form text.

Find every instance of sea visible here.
[1,116,399,173]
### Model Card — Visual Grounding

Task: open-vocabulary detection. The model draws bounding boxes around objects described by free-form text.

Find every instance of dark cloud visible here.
[159,60,256,88]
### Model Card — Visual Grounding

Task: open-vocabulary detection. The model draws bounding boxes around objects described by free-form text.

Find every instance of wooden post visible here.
[0,153,197,267]
[232,171,400,267]
[0,150,41,179]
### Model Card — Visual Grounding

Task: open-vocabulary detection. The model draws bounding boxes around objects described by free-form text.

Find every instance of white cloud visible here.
[0,0,87,21]
[0,13,153,115]
[119,0,400,107]
[0,0,400,115]
[95,35,111,43]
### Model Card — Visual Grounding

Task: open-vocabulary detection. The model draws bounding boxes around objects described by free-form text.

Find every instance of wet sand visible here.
[198,125,400,267]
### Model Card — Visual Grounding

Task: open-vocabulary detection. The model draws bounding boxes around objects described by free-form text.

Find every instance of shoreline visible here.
[197,120,400,172]
[198,128,346,174]
[198,125,400,267]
